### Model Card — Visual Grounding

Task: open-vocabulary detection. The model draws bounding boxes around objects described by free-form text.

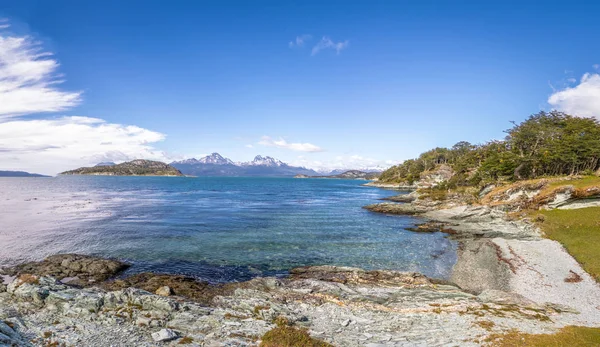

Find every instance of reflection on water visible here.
[0,177,457,282]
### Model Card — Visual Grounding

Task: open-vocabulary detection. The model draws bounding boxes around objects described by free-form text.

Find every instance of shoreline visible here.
[1,184,599,346]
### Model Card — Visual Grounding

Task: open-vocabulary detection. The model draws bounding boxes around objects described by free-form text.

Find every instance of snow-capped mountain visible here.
[170,153,319,177]
[172,153,234,166]
[240,155,285,167]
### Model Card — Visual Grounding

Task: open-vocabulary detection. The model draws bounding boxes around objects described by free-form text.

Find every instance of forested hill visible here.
[61,160,184,177]
[379,111,600,186]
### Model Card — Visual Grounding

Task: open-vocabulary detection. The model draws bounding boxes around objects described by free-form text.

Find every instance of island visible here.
[60,159,184,176]
[0,171,50,177]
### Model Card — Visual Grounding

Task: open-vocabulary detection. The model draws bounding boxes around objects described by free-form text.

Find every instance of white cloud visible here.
[311,36,349,56]
[548,73,600,119]
[290,155,398,173]
[288,34,311,48]
[258,136,323,152]
[0,24,168,175]
[593,64,599,71]
[0,29,82,119]
[245,144,254,148]
[0,116,168,175]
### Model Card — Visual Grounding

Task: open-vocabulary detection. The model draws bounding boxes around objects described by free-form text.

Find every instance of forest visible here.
[378,111,600,186]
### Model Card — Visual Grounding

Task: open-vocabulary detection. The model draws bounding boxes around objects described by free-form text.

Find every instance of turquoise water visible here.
[0,177,456,282]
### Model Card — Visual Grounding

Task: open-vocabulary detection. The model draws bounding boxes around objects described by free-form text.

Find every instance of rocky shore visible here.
[0,254,590,347]
[2,181,600,346]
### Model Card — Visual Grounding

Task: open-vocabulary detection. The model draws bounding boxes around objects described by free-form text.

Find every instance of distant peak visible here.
[172,153,234,165]
[243,155,285,167]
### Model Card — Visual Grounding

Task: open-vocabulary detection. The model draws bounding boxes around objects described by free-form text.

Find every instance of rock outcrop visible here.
[0,264,582,347]
[1,254,129,286]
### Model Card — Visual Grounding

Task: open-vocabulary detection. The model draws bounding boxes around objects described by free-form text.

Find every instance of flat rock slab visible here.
[493,238,600,326]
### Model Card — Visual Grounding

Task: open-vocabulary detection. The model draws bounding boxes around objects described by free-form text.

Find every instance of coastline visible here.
[1,183,599,346]
[362,181,417,190]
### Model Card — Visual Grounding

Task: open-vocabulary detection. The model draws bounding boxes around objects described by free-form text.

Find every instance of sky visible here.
[1,0,600,175]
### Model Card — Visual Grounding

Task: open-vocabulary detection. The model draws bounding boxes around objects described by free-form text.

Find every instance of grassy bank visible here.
[537,206,600,282]
[488,326,600,346]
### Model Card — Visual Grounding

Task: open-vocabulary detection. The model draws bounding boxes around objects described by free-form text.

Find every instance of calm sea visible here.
[0,177,456,282]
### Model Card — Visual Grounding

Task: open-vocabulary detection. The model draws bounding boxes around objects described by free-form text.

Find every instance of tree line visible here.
[379,111,600,186]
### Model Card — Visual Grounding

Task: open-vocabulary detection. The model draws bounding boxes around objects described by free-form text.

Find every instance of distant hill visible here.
[0,171,50,178]
[61,160,184,176]
[171,153,320,177]
[295,170,380,180]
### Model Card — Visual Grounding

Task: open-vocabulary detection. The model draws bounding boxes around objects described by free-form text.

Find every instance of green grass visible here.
[487,326,600,346]
[547,175,600,190]
[538,207,600,282]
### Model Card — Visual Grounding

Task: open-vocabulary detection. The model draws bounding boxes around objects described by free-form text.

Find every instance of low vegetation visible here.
[536,207,600,282]
[486,325,600,346]
[260,325,333,347]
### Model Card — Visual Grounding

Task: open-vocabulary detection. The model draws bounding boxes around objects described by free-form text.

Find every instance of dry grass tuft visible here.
[260,326,333,347]
[564,270,583,283]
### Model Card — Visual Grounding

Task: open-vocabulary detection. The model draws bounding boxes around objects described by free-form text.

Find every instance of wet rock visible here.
[1,254,129,285]
[405,221,458,234]
[155,286,173,297]
[102,273,244,306]
[151,328,178,342]
[289,266,432,287]
[363,203,430,215]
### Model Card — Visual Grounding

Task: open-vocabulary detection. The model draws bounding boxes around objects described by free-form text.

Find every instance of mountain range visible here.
[294,170,381,180]
[170,153,321,177]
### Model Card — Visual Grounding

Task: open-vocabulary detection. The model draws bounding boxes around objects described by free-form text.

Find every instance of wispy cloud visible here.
[258,136,323,152]
[548,72,600,120]
[245,144,254,148]
[594,64,600,71]
[311,36,349,56]
[288,34,311,48]
[0,25,82,119]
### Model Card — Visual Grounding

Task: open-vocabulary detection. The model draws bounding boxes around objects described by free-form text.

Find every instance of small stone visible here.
[155,286,173,297]
[136,316,152,326]
[341,319,351,327]
[151,328,178,342]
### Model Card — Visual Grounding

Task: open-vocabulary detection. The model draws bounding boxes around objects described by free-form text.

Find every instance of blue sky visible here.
[1,1,600,174]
